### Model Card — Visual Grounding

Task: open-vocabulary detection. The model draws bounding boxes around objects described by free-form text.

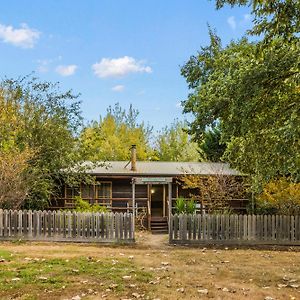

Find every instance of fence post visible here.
[0,209,3,237]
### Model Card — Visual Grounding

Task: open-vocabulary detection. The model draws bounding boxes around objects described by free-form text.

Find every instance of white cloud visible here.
[243,14,251,21]
[112,85,125,92]
[227,16,237,30]
[175,102,182,108]
[36,56,62,73]
[0,22,40,48]
[55,64,77,76]
[227,14,252,30]
[92,56,152,78]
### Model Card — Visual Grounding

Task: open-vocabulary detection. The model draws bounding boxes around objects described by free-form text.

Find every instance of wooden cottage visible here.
[52,146,248,232]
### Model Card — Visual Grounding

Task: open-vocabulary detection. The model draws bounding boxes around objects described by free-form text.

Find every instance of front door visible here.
[150,185,164,217]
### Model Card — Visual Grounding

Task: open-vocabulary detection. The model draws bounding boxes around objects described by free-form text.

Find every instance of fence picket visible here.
[174,214,178,240]
[295,216,300,240]
[207,215,211,239]
[197,215,201,240]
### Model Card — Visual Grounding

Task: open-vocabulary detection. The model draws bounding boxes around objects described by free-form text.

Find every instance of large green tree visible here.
[80,103,153,161]
[155,120,201,162]
[181,31,300,187]
[199,123,226,162]
[0,77,84,209]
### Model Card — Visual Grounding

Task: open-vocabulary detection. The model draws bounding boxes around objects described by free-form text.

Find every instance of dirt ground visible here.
[0,231,300,300]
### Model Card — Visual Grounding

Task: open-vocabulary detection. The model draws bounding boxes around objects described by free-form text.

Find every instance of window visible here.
[96,182,112,199]
[65,186,80,199]
[81,185,94,199]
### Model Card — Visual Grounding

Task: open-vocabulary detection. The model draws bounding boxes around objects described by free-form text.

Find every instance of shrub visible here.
[175,197,196,214]
[186,199,196,214]
[73,196,108,213]
[175,197,186,214]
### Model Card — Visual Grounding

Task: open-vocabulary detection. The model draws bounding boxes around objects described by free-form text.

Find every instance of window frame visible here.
[95,181,112,201]
[65,185,80,199]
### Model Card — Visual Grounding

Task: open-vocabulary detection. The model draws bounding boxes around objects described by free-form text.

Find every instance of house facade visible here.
[51,146,248,231]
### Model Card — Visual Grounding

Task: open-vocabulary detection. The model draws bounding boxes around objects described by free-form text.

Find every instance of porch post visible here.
[132,180,135,234]
[168,182,172,238]
[168,182,172,218]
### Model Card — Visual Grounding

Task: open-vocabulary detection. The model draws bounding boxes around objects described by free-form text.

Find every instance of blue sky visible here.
[0,0,251,129]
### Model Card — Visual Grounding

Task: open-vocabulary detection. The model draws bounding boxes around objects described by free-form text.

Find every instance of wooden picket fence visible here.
[0,210,134,243]
[169,214,300,245]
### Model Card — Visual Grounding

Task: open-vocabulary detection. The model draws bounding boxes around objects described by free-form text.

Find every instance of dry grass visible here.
[0,232,300,299]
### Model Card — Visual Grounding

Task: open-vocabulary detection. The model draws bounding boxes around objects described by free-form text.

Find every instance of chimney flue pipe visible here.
[131,145,137,171]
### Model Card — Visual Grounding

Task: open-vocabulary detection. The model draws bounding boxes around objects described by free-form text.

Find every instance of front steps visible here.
[150,216,168,234]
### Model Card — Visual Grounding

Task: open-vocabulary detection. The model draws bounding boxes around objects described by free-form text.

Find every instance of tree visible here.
[0,148,33,209]
[181,32,300,188]
[199,123,226,162]
[214,0,300,43]
[80,103,153,161]
[155,120,201,162]
[0,77,84,209]
[180,168,247,213]
[256,177,300,215]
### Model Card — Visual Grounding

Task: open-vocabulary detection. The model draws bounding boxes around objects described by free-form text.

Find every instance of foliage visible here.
[175,197,186,214]
[73,196,108,213]
[199,123,226,162]
[155,120,201,162]
[256,178,300,215]
[185,199,196,214]
[215,0,300,44]
[80,103,154,161]
[136,207,147,230]
[180,171,247,213]
[0,148,33,209]
[174,197,197,214]
[183,1,300,209]
[181,30,300,188]
[0,76,85,210]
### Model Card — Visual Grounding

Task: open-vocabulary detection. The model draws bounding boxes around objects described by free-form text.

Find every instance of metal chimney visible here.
[130,145,137,171]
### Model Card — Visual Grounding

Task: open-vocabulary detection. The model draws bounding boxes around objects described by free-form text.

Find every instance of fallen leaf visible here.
[11,278,21,282]
[198,289,208,294]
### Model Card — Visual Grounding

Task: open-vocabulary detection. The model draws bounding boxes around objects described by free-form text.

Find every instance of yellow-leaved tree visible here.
[80,103,154,161]
[257,178,300,215]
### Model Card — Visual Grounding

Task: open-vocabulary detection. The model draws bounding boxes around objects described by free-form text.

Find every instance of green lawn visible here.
[0,248,152,300]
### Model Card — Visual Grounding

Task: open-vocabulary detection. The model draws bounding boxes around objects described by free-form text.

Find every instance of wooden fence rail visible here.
[169,214,300,245]
[0,210,134,243]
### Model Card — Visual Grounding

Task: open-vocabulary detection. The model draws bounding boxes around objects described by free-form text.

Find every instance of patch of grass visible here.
[0,253,152,299]
[11,239,27,245]
[0,249,12,260]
